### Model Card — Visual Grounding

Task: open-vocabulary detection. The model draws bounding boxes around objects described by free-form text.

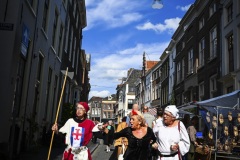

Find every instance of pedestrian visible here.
[103,120,115,153]
[109,116,128,160]
[152,107,164,160]
[182,114,191,129]
[143,106,155,128]
[187,116,199,160]
[152,107,164,129]
[127,104,139,126]
[51,102,95,160]
[92,121,103,143]
[113,110,158,160]
[154,105,190,160]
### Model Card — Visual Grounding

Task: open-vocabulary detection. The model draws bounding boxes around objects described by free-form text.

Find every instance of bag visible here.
[189,142,195,153]
[195,145,209,155]
[71,146,89,160]
[118,143,125,160]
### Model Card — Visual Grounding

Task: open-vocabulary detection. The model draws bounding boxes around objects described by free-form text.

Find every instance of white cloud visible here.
[136,17,181,34]
[85,0,145,30]
[89,90,111,99]
[176,4,192,12]
[89,42,169,99]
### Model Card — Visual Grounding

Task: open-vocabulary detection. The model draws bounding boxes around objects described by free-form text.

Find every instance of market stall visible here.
[196,90,240,160]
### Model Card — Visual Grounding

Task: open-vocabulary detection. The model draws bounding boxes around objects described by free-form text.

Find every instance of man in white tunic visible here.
[154,105,190,160]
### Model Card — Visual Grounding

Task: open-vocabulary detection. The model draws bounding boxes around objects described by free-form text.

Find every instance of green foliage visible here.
[61,103,74,124]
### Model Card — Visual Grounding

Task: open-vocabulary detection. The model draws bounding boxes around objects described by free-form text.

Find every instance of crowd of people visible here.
[52,101,202,160]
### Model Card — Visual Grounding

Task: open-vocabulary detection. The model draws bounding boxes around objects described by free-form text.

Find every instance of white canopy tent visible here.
[196,90,240,160]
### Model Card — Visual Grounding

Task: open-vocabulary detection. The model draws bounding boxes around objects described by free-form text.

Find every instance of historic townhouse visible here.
[0,0,88,158]
[159,50,170,108]
[173,5,198,106]
[116,68,141,121]
[150,61,162,108]
[173,0,222,106]
[196,0,222,101]
[89,96,103,122]
[219,0,240,93]
[101,95,117,123]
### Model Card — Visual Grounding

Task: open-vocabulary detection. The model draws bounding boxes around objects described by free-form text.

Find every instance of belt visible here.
[160,152,178,157]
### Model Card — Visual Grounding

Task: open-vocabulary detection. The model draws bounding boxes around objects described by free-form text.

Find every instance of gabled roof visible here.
[145,61,158,71]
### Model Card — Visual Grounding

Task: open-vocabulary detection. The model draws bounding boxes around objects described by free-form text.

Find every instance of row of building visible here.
[89,0,240,124]
[0,0,90,158]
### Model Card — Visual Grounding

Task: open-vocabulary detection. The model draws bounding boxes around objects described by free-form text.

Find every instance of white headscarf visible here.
[165,105,179,119]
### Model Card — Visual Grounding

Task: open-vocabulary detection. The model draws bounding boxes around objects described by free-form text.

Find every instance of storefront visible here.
[196,90,240,160]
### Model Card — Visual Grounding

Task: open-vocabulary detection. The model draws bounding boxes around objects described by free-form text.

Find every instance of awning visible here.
[197,90,240,108]
[148,107,194,117]
[196,90,240,117]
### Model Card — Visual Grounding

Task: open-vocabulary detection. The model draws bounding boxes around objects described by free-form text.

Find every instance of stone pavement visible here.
[17,141,99,160]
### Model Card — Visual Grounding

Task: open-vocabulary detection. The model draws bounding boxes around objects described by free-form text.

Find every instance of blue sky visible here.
[82,0,195,99]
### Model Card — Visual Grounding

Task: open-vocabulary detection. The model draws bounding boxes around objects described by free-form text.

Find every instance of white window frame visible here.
[209,3,216,17]
[210,26,217,59]
[188,49,193,74]
[199,82,204,101]
[199,38,205,68]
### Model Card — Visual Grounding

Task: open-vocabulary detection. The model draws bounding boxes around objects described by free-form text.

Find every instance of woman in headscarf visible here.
[154,105,190,160]
[113,110,157,160]
[52,102,95,160]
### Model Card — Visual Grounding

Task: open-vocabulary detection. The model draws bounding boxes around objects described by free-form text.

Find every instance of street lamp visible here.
[152,0,163,9]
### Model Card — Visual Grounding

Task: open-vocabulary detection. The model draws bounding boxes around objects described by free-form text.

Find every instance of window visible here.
[227,3,233,23]
[75,50,79,73]
[128,99,133,109]
[69,27,73,61]
[73,1,76,18]
[72,38,76,67]
[13,58,25,116]
[188,49,193,74]
[227,86,233,93]
[42,0,49,31]
[65,82,69,102]
[227,34,234,72]
[199,82,204,100]
[199,16,204,30]
[210,75,217,98]
[37,54,44,81]
[177,62,181,83]
[181,59,185,80]
[44,68,52,118]
[52,10,59,48]
[199,38,205,67]
[64,17,70,52]
[210,26,217,59]
[58,25,63,57]
[209,3,216,17]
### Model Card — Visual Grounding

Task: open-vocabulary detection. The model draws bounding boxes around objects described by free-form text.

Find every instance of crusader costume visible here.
[55,102,95,160]
[59,118,94,160]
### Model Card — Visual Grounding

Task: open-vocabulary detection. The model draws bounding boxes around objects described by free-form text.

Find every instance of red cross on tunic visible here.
[72,129,82,140]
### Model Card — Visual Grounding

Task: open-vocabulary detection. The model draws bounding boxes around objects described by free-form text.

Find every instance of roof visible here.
[145,61,158,71]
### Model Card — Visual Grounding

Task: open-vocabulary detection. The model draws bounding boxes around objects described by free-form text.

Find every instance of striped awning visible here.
[148,107,194,117]
[149,108,157,116]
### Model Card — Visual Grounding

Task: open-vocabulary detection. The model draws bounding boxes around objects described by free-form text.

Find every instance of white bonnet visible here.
[164,105,179,119]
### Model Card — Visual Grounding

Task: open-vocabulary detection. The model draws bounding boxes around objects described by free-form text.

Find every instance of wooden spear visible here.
[47,67,68,160]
